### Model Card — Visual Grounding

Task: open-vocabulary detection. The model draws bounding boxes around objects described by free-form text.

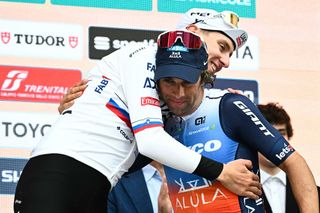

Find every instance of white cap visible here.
[176,8,248,51]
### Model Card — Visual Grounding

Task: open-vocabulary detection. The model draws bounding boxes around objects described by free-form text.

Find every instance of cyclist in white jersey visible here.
[14,9,262,213]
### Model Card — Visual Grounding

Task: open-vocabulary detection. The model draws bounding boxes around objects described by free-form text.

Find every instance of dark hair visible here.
[257,102,293,139]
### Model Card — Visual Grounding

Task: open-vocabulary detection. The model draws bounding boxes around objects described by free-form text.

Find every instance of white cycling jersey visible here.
[32,44,201,187]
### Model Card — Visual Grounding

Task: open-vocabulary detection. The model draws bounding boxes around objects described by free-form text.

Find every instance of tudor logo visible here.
[0,20,83,60]
[1,32,10,44]
[13,34,79,48]
[69,36,78,48]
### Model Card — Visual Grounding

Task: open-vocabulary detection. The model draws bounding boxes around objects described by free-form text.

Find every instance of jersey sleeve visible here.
[219,93,295,166]
[117,45,222,177]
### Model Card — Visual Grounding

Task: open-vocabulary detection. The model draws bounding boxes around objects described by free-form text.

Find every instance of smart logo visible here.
[0,158,28,194]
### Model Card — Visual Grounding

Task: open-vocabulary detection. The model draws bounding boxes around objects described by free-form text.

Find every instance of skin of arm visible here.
[279,152,319,213]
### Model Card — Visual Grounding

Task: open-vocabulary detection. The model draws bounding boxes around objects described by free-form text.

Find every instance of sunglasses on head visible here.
[157,30,206,50]
[194,11,240,29]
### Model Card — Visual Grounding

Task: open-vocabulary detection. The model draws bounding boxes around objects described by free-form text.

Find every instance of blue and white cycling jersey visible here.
[164,89,295,213]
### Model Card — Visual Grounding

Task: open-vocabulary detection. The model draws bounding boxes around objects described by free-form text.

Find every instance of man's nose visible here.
[220,54,230,68]
[173,85,185,97]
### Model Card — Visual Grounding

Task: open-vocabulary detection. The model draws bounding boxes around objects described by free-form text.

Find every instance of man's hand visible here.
[152,161,173,213]
[216,159,262,200]
[58,79,88,114]
[158,175,173,213]
[227,88,242,95]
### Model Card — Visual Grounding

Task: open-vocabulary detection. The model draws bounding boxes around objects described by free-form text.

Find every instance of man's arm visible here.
[58,82,262,199]
[279,152,319,213]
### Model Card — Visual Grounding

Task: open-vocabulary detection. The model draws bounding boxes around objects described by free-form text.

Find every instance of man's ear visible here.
[186,24,200,33]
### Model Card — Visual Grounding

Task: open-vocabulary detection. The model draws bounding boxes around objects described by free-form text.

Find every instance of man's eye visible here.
[219,43,225,51]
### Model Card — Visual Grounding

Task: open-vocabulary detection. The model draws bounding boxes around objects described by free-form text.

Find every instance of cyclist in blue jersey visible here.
[154,29,319,213]
[14,8,262,213]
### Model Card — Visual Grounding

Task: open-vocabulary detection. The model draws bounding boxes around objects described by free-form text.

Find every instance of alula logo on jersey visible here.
[0,20,83,60]
[158,0,256,18]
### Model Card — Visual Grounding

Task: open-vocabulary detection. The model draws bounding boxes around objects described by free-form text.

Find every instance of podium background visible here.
[1,0,319,212]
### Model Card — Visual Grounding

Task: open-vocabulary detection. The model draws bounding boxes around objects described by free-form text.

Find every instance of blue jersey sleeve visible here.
[219,93,295,166]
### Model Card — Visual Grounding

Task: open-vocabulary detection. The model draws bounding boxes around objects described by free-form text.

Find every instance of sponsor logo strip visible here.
[0,158,28,195]
[0,65,81,103]
[0,20,83,60]
[0,0,44,3]
[157,0,256,18]
[89,27,162,59]
[51,0,152,11]
[141,97,160,107]
[0,111,58,149]
[212,78,259,104]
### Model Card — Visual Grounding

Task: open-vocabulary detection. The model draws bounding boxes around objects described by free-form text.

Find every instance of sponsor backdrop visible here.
[0,0,319,212]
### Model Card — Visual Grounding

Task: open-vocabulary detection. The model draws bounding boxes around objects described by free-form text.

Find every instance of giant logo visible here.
[0,65,81,103]
[89,27,162,59]
[233,100,274,137]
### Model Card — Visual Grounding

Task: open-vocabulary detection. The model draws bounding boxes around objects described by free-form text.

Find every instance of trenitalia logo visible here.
[89,27,162,59]
[1,70,28,91]
[0,20,83,60]
[0,65,81,103]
